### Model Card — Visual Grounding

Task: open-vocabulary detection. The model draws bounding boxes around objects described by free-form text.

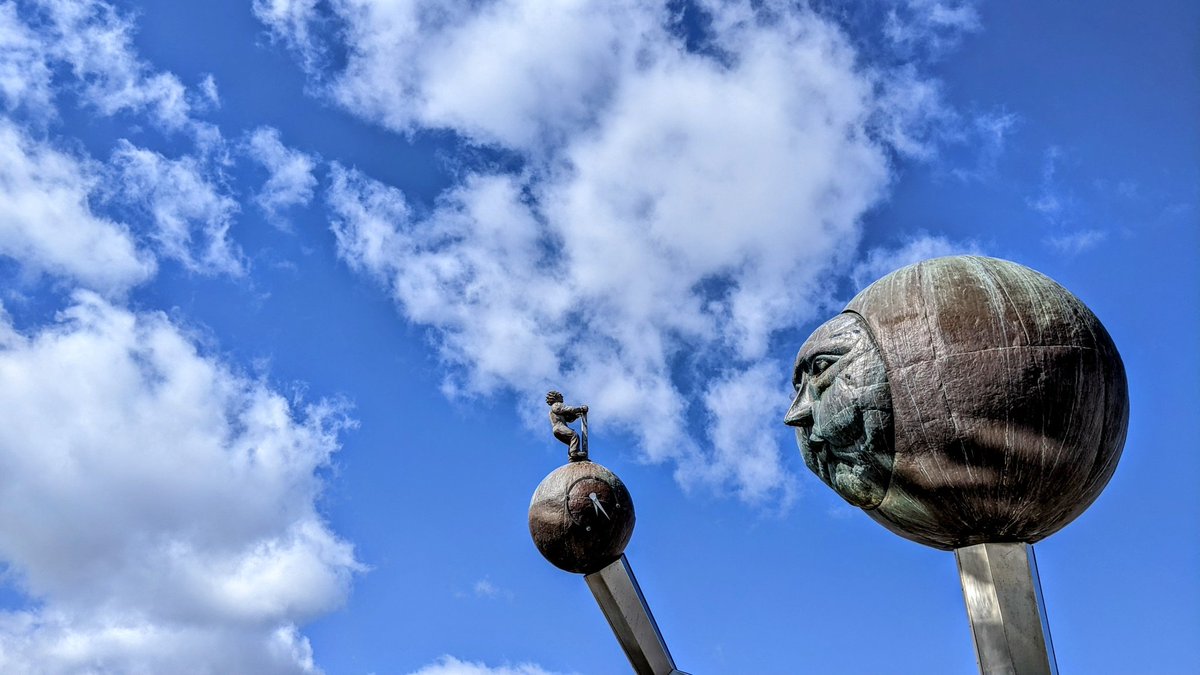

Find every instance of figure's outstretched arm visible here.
[563,404,588,417]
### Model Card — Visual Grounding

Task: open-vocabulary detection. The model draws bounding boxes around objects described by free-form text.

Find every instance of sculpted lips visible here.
[802,431,860,484]
[803,437,833,483]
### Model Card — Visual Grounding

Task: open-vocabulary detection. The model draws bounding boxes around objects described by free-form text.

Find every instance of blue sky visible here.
[0,0,1194,673]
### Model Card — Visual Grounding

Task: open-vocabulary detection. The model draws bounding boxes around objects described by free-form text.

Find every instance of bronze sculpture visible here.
[785,255,1130,674]
[784,313,893,509]
[547,390,589,461]
[530,393,632,574]
[528,397,686,674]
[785,255,1128,550]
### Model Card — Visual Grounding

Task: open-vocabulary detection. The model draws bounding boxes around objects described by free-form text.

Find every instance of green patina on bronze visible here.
[787,256,1129,550]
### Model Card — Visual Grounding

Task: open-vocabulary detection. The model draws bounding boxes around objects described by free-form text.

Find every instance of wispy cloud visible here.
[23,0,211,136]
[245,126,318,227]
[852,233,982,290]
[110,141,245,276]
[468,577,513,601]
[0,0,247,289]
[407,656,571,675]
[1027,145,1070,222]
[951,110,1019,181]
[1027,145,1118,255]
[884,0,981,58]
[1046,229,1107,254]
[0,3,55,118]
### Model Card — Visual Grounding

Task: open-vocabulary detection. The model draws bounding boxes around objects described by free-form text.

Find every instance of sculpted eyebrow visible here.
[798,340,854,365]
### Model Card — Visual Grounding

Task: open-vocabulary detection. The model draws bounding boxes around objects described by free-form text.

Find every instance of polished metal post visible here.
[580,412,588,458]
[955,543,1058,675]
[585,555,687,675]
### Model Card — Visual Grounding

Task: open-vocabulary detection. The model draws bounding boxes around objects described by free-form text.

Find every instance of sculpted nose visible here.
[784,390,813,428]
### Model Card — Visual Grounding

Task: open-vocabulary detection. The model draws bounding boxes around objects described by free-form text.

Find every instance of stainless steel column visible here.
[584,555,687,675]
[955,542,1058,675]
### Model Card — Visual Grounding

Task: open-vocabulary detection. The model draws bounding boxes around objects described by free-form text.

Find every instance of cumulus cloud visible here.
[111,140,245,276]
[264,0,663,153]
[0,119,154,293]
[407,656,568,675]
[692,363,797,505]
[0,292,360,672]
[246,126,318,225]
[290,0,971,502]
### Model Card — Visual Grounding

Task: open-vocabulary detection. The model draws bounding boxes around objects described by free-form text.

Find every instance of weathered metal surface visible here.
[586,555,686,675]
[786,256,1129,549]
[529,460,634,574]
[784,313,893,508]
[956,543,1058,675]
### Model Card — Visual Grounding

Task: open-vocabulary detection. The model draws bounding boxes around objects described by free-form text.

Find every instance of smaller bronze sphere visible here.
[528,460,635,574]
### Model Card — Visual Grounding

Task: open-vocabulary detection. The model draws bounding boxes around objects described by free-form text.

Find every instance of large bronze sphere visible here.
[785,256,1129,550]
[528,460,635,574]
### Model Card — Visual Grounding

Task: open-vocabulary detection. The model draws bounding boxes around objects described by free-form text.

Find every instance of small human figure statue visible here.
[546,390,588,461]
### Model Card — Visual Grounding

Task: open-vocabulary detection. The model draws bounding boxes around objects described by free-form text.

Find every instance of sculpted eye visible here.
[811,356,837,375]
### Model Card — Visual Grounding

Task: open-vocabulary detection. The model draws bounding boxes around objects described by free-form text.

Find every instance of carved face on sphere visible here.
[784,313,894,508]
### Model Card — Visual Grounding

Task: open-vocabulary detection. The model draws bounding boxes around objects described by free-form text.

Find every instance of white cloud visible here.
[951,110,1018,181]
[279,0,663,153]
[327,166,570,396]
[0,119,154,293]
[111,140,245,276]
[872,65,954,160]
[691,363,796,505]
[0,2,55,116]
[252,0,323,70]
[473,579,499,598]
[28,0,194,130]
[199,73,220,108]
[304,1,967,503]
[1028,145,1068,222]
[246,126,318,225]
[0,0,245,283]
[851,233,981,289]
[407,656,568,675]
[1046,229,1106,254]
[469,577,512,601]
[0,292,360,673]
[0,0,221,144]
[884,0,981,56]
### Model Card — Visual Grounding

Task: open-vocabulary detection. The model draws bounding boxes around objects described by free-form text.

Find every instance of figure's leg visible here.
[554,426,575,447]
[555,426,584,461]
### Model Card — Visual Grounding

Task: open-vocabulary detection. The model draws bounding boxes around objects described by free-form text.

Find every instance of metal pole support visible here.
[581,412,588,458]
[955,542,1058,675]
[585,555,688,675]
